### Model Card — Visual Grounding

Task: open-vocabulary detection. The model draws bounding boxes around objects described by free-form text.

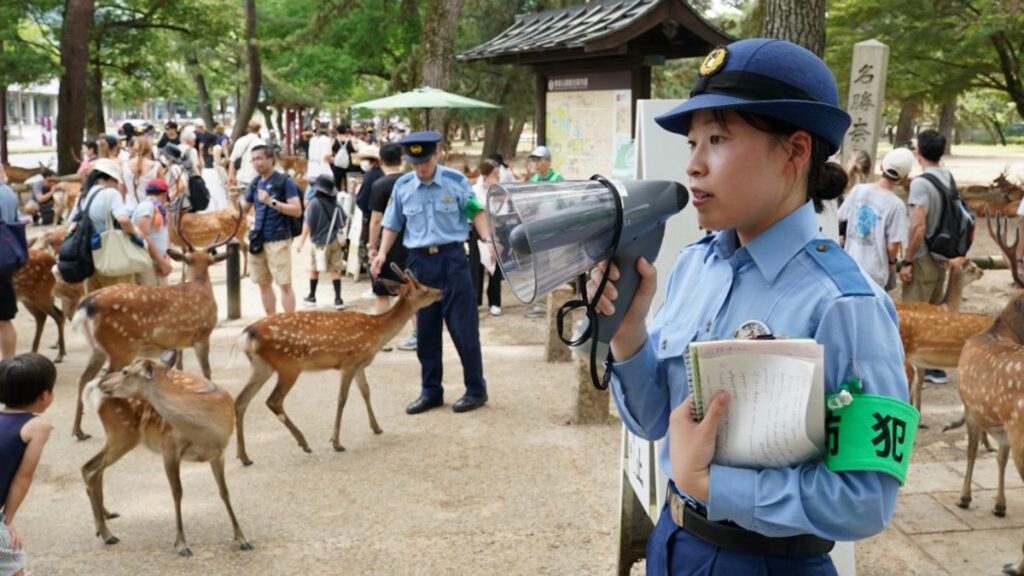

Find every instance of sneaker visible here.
[381,344,393,352]
[525,304,546,318]
[489,305,502,316]
[924,369,949,385]
[360,288,375,299]
[397,334,417,351]
[334,297,345,310]
[302,295,316,307]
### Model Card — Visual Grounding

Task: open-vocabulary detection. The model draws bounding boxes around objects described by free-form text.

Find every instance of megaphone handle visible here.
[596,223,667,347]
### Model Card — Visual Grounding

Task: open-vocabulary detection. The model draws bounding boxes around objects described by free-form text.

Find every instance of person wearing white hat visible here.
[837,148,913,290]
[68,158,144,291]
[525,145,563,183]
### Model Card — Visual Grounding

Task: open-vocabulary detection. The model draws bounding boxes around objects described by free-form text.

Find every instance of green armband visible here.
[824,381,919,485]
[463,196,484,219]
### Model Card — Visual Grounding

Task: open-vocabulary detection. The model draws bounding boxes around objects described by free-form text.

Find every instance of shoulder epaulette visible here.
[802,239,874,297]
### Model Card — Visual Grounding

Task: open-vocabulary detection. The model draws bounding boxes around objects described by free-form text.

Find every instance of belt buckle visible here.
[428,245,439,254]
[669,492,686,528]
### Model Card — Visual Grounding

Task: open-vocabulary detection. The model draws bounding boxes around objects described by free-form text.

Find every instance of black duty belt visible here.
[669,491,835,558]
[411,242,462,255]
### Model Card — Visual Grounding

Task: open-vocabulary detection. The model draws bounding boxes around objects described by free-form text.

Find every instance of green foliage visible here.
[0,1,60,87]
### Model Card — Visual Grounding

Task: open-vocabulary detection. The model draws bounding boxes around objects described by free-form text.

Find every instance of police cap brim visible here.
[655,93,852,156]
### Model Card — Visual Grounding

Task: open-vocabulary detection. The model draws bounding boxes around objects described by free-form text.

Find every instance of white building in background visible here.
[5,79,59,127]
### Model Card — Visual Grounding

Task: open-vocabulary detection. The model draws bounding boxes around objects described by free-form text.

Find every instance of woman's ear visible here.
[786,130,813,173]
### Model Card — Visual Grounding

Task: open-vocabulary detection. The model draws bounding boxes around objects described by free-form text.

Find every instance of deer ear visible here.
[27,237,38,249]
[160,349,178,369]
[142,360,156,380]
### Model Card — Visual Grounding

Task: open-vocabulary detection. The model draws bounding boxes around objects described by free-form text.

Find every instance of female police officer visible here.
[590,39,913,575]
[371,131,491,414]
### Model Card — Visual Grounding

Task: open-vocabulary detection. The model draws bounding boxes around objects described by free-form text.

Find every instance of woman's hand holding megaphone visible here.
[587,257,657,361]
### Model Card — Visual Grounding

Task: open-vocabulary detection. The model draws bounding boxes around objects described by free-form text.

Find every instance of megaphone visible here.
[486,176,688,388]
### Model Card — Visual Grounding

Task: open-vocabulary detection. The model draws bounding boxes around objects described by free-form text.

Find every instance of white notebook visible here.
[686,339,825,468]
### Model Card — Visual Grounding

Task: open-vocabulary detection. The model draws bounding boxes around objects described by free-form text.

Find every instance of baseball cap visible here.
[881,148,914,180]
[528,146,552,159]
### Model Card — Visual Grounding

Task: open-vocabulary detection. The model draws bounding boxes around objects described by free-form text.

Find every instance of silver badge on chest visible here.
[733,319,772,340]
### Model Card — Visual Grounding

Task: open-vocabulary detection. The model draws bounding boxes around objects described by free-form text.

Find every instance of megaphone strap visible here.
[556,175,625,391]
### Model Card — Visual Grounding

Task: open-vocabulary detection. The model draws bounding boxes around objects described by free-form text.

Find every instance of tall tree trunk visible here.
[482,113,508,159]
[84,53,104,137]
[894,100,917,146]
[992,119,1007,146]
[760,0,826,57]
[420,0,465,131]
[938,99,956,154]
[185,48,215,128]
[57,0,95,174]
[232,0,261,142]
[505,117,526,160]
[461,121,472,146]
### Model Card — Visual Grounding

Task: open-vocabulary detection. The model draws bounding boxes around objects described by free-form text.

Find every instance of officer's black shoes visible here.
[452,393,488,413]
[406,395,444,415]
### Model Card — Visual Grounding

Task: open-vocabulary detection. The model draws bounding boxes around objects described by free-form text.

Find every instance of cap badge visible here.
[409,145,423,154]
[699,47,728,77]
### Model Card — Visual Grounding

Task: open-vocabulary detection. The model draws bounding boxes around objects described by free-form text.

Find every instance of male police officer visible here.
[371,131,490,414]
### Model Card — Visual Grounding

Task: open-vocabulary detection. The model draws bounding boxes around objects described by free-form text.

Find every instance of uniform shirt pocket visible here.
[404,199,425,236]
[434,197,459,214]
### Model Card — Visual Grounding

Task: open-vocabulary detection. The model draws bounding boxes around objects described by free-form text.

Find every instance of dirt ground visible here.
[7,147,1024,575]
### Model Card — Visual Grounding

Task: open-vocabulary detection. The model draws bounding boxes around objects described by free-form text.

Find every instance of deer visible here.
[33,226,86,320]
[11,248,68,362]
[169,205,250,276]
[988,207,1024,289]
[233,264,441,466]
[70,201,242,440]
[1,162,47,184]
[82,350,253,556]
[956,292,1024,576]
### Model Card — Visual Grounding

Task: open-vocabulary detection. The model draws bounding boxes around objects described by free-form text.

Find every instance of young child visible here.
[0,353,56,576]
[592,39,911,575]
[296,174,347,310]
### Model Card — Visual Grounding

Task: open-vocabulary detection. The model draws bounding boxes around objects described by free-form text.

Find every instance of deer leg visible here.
[162,450,191,557]
[914,369,928,428]
[958,418,981,509]
[331,369,357,452]
[82,406,140,545]
[74,350,109,441]
[265,372,311,455]
[356,367,382,435]
[22,302,46,354]
[996,441,1010,517]
[234,360,275,466]
[209,455,253,551]
[47,302,66,363]
[195,339,212,380]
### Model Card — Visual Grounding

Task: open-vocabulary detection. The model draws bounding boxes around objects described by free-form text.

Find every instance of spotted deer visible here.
[956,292,1024,575]
[82,350,253,556]
[234,265,441,465]
[12,248,68,362]
[70,202,241,439]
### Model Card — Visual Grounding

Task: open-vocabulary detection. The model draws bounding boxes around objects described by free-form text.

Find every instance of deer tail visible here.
[227,329,253,370]
[82,377,105,412]
[71,300,99,352]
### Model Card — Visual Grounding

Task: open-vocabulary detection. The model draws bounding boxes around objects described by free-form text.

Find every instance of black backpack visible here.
[186,173,210,211]
[920,172,975,259]
[57,188,101,283]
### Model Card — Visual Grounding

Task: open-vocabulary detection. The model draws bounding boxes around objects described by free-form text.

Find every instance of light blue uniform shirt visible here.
[0,183,18,223]
[611,200,906,541]
[381,165,476,249]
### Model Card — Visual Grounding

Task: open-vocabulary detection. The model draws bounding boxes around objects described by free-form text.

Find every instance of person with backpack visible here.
[67,158,144,292]
[900,129,970,385]
[241,144,303,315]
[295,174,347,310]
[0,178,22,358]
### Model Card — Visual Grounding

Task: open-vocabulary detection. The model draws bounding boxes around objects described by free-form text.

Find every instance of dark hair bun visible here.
[816,161,847,202]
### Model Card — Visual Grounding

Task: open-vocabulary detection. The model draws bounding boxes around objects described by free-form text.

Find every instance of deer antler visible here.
[986,207,1024,288]
[174,197,197,252]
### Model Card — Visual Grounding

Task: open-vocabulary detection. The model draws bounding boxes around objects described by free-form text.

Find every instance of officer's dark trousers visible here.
[646,505,837,576]
[407,248,487,400]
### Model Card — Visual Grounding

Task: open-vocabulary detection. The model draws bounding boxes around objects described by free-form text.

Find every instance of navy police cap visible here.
[655,39,851,155]
[399,131,442,165]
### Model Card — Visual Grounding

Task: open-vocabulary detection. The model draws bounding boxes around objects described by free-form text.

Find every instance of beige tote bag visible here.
[92,191,152,277]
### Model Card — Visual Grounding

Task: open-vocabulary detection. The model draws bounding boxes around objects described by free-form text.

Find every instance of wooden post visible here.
[572,352,609,424]
[226,239,241,320]
[545,285,575,363]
